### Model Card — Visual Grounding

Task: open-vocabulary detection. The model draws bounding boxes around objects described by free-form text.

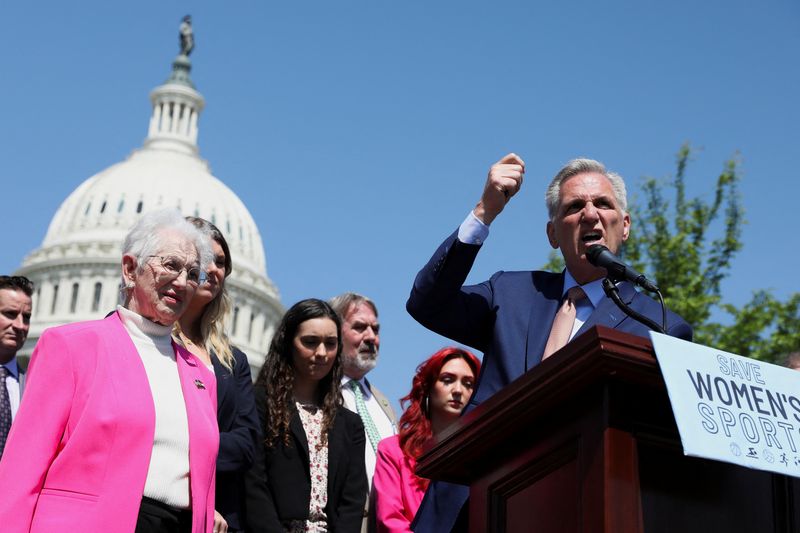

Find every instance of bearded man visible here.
[330,292,397,531]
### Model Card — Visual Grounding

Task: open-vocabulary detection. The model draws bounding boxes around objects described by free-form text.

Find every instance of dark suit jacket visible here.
[406,230,693,532]
[213,347,260,531]
[245,385,368,533]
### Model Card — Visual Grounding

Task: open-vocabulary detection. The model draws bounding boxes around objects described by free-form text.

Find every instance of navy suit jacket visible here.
[213,347,260,531]
[406,230,692,532]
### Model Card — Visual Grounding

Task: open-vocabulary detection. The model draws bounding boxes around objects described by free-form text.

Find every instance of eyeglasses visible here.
[147,256,206,286]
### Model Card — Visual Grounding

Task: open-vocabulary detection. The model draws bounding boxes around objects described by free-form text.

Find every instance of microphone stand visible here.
[601,278,667,334]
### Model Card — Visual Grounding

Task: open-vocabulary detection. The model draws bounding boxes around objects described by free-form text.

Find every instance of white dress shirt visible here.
[2,357,21,419]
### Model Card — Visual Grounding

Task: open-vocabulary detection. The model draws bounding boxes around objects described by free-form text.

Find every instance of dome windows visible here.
[50,284,59,315]
[92,282,102,312]
[70,283,80,314]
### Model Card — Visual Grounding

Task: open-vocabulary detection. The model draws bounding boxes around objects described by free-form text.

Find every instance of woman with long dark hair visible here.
[173,217,260,533]
[372,347,480,533]
[245,298,367,533]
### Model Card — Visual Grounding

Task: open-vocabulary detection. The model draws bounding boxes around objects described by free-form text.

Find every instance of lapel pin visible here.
[194,379,206,390]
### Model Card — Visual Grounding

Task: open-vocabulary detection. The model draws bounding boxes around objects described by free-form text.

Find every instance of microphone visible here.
[586,245,660,292]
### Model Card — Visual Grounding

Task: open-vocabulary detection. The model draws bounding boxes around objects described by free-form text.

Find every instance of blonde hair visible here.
[174,286,235,370]
[173,216,235,371]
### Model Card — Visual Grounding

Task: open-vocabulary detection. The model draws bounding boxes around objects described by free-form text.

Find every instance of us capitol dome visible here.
[15,26,283,374]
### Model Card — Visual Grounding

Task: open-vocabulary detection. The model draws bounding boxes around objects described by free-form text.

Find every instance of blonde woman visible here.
[175,217,260,533]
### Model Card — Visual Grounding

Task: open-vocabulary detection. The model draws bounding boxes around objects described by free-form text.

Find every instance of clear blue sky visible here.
[2,1,798,410]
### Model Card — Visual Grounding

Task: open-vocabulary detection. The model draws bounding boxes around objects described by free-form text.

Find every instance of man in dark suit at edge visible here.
[406,154,692,532]
[0,275,33,461]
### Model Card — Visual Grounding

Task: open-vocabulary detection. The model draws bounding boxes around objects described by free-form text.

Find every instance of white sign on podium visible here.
[651,332,800,479]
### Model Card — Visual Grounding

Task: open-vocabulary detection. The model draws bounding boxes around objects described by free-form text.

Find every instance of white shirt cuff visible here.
[457,210,490,245]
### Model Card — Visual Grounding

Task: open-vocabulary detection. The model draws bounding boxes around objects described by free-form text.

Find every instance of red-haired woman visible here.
[372,347,481,533]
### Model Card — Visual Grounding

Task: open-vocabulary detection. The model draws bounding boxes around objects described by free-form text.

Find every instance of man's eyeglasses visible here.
[147,256,206,286]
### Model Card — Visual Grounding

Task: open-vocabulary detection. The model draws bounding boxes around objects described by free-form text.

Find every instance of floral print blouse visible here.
[286,403,329,533]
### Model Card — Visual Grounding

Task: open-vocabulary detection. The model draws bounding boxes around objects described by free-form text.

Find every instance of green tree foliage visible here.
[544,144,799,364]
[713,292,800,361]
[623,144,741,345]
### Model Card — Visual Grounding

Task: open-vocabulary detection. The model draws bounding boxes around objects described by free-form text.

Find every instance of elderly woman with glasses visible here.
[0,209,220,533]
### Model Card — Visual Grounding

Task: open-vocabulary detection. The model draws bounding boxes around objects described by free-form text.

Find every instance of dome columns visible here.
[145,84,205,154]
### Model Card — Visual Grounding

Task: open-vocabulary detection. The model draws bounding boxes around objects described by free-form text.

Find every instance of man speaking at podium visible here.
[406,153,692,532]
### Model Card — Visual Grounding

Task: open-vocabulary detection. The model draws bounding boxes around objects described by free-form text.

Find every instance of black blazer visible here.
[213,347,260,531]
[245,385,368,533]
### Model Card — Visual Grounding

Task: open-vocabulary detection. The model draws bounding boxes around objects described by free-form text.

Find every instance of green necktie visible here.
[349,380,381,452]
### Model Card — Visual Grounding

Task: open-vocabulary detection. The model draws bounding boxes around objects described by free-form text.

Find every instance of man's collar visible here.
[342,374,365,385]
[1,356,20,379]
[562,269,605,309]
[342,375,371,394]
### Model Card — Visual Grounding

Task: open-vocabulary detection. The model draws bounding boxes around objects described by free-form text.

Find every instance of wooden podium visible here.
[416,327,800,533]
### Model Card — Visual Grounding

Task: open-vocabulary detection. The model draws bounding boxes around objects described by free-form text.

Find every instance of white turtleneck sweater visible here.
[117,306,191,509]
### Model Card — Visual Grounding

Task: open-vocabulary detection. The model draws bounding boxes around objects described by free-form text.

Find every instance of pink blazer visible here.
[0,312,219,533]
[372,435,427,533]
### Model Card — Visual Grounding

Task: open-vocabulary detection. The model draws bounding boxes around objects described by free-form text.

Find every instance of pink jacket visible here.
[373,435,427,533]
[0,312,219,532]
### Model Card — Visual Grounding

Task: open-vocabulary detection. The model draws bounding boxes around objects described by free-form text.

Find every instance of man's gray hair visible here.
[329,292,378,320]
[121,208,212,274]
[545,158,628,220]
[783,352,800,370]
